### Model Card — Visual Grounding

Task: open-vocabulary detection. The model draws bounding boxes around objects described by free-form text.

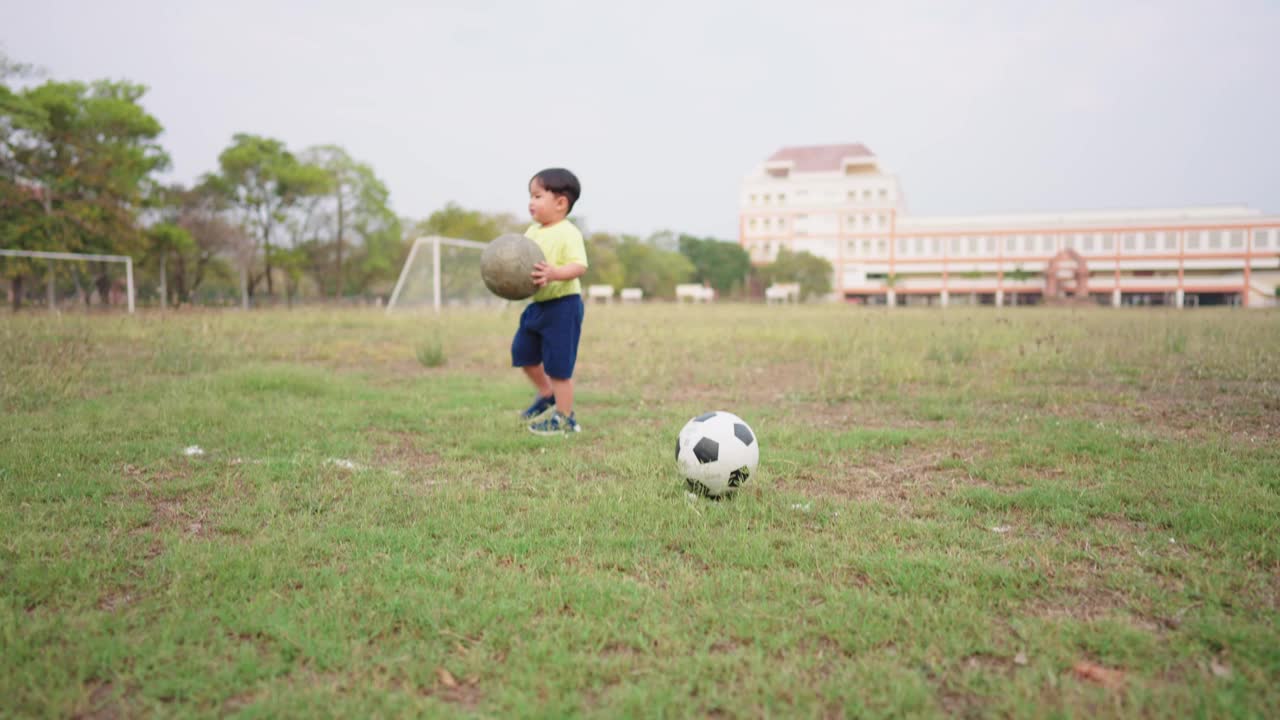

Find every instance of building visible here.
[739,144,1280,307]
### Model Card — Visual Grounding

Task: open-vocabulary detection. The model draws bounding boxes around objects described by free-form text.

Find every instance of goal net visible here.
[386,236,506,312]
[0,249,135,313]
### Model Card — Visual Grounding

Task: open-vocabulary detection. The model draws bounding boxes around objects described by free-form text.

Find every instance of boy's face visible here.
[528,179,568,225]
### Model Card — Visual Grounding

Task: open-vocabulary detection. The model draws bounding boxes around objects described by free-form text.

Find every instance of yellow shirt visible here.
[525,220,588,303]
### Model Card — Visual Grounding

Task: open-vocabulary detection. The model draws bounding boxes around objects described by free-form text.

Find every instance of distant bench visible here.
[765,283,800,304]
[676,284,715,303]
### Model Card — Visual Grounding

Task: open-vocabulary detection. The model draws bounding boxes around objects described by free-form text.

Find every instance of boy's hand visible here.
[531,261,556,287]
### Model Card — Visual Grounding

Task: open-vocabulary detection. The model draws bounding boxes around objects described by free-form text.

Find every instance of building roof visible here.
[766,143,874,172]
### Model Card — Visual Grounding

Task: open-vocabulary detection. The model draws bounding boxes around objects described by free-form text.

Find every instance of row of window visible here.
[743,229,1278,258]
[746,186,893,206]
[880,230,1272,257]
[747,213,894,233]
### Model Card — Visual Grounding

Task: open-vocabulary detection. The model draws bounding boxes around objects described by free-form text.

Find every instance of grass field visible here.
[2,304,1278,718]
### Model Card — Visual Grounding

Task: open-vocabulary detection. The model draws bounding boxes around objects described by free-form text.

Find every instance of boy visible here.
[514,168,587,436]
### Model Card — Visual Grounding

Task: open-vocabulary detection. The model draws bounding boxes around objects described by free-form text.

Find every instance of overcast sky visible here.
[5,0,1277,239]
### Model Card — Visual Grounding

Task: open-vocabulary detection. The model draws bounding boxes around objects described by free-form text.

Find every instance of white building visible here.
[740,144,1280,307]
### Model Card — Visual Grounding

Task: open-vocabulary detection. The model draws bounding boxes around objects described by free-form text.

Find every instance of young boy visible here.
[514,168,587,436]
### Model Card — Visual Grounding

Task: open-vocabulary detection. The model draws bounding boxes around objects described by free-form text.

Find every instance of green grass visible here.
[1,305,1278,718]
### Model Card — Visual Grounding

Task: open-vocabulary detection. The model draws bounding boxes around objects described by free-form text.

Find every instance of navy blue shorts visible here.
[511,294,585,380]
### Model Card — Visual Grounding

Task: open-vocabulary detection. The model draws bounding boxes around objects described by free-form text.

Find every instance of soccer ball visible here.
[675,411,759,497]
[480,233,546,300]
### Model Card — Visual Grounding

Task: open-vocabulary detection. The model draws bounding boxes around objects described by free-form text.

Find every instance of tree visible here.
[411,202,523,243]
[678,234,752,297]
[146,222,194,308]
[581,232,625,289]
[1,65,169,308]
[208,134,330,300]
[300,145,401,296]
[757,248,833,301]
[616,235,695,299]
[269,245,309,308]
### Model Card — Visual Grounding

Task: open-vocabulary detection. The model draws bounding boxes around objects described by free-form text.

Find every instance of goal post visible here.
[386,235,495,313]
[0,248,135,313]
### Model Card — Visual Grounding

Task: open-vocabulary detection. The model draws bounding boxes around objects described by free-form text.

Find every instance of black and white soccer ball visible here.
[675,411,759,498]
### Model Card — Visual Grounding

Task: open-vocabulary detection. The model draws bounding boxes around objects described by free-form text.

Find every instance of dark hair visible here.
[530,168,581,214]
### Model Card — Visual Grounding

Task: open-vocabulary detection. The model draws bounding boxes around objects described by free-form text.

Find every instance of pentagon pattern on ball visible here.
[693,437,719,464]
[733,423,755,446]
[694,412,717,422]
[728,466,750,488]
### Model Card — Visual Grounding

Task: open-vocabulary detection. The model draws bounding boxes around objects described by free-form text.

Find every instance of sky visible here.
[4,0,1278,239]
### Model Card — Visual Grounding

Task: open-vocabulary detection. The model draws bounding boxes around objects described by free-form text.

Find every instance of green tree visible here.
[269,245,309,308]
[757,248,833,301]
[2,60,168,308]
[581,232,625,290]
[678,234,752,297]
[302,145,401,296]
[411,202,523,243]
[208,134,330,300]
[616,235,695,299]
[146,222,194,309]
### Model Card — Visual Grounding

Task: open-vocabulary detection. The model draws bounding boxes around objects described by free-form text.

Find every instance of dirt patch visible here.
[367,429,442,474]
[96,589,136,613]
[775,445,980,507]
[71,681,130,720]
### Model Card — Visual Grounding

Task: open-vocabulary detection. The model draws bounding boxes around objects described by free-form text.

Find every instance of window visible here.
[1123,234,1137,251]
[950,237,963,255]
[777,217,787,231]
[847,191,857,203]
[1042,235,1055,252]
[1063,234,1076,250]
[1163,232,1177,250]
[749,218,757,230]
[1082,234,1095,252]
[896,238,909,255]
[1257,229,1272,248]
[879,214,889,228]
[1143,233,1157,250]
[967,236,979,254]
[1186,231,1201,250]
[862,189,872,201]
[1100,234,1114,251]
[749,194,757,205]
[874,239,887,256]
[861,239,873,256]
[1229,230,1244,248]
[913,237,925,254]
[878,188,889,200]
[778,194,786,205]
[862,214,872,228]
[1005,235,1017,252]
[763,194,771,205]
[984,236,996,254]
[930,237,942,255]
[1209,231,1223,249]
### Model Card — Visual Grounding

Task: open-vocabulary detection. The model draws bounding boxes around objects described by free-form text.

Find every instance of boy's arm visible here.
[531,262,586,287]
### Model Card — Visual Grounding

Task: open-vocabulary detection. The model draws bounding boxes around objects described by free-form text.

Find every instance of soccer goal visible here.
[386,236,502,313]
[0,248,135,313]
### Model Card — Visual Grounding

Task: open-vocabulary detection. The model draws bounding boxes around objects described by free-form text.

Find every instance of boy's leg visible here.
[549,376,573,416]
[523,364,554,398]
[527,296,584,435]
[513,303,555,418]
[541,296,582,417]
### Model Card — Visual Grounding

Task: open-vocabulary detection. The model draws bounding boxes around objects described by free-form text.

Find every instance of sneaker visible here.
[520,393,556,420]
[528,411,582,436]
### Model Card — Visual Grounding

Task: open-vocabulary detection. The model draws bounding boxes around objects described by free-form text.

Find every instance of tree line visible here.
[2,52,831,310]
